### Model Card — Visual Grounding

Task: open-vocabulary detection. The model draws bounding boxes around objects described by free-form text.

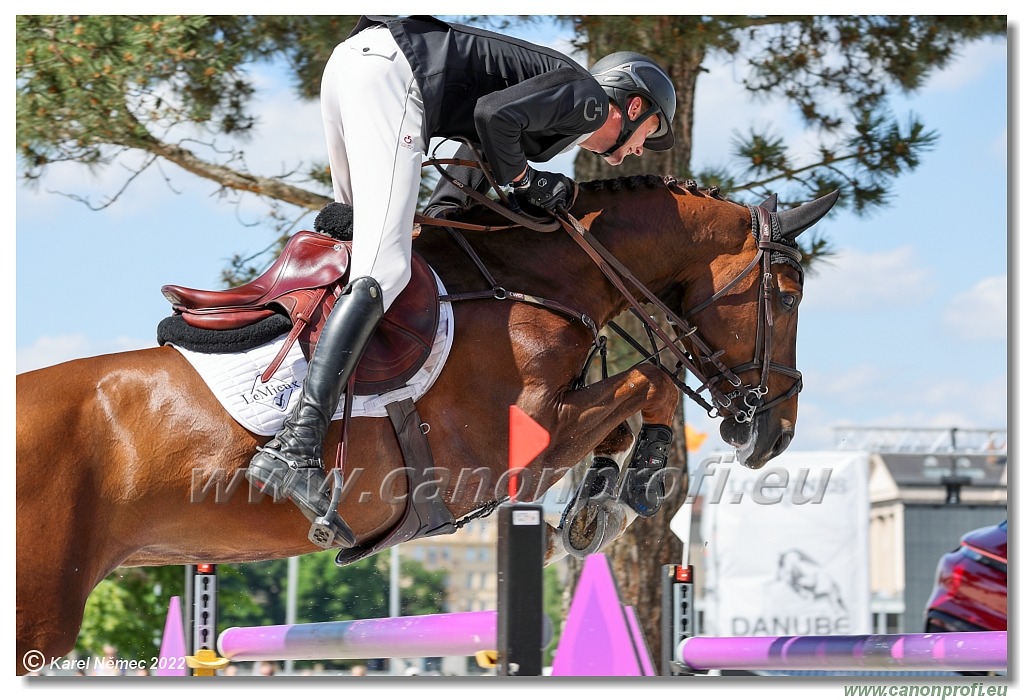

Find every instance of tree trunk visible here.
[565,24,705,674]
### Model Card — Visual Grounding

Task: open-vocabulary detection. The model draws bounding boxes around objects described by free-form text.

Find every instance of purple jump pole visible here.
[219,611,500,662]
[678,631,1007,673]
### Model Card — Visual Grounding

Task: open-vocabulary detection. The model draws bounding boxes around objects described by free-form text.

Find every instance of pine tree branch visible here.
[138,131,331,211]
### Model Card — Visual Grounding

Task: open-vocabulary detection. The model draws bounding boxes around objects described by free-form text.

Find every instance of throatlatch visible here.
[622,424,673,518]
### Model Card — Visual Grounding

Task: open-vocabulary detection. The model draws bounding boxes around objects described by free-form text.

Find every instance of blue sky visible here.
[14,17,1011,461]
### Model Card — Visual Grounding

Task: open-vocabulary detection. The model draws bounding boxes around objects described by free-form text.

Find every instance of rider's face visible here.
[602,113,660,166]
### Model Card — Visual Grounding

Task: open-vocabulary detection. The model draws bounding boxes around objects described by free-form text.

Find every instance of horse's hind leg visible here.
[16,465,99,674]
[16,371,106,674]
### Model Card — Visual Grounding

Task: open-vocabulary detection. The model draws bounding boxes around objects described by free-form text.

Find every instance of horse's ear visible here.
[759,193,778,212]
[777,190,840,240]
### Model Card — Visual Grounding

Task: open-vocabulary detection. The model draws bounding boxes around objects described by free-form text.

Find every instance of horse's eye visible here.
[780,293,798,309]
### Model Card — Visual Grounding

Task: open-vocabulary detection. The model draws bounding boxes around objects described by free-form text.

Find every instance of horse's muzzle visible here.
[720,414,794,469]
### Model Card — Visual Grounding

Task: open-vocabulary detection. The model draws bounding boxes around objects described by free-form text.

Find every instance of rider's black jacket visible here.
[351,15,608,187]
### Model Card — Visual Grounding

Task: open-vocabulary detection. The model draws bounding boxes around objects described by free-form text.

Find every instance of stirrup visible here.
[307,471,350,549]
[246,449,356,549]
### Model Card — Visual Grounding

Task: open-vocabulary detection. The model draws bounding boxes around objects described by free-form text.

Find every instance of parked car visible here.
[924,520,1007,633]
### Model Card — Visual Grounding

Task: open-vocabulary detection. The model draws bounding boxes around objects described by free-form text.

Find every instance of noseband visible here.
[559,199,803,424]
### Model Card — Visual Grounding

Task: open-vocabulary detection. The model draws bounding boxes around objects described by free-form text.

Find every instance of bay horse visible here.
[16,175,837,673]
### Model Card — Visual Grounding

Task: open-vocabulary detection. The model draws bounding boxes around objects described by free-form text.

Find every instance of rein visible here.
[418,140,561,233]
[417,154,802,423]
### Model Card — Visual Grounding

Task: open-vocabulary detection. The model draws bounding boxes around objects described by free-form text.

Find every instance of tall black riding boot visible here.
[246,276,384,548]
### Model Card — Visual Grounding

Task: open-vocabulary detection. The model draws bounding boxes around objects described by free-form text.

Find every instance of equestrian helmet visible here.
[590,51,676,154]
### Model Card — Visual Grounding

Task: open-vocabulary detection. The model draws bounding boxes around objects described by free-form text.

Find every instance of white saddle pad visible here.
[172,272,454,435]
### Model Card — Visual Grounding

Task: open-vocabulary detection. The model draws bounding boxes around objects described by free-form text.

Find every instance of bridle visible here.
[554,197,803,424]
[418,146,803,424]
[681,204,805,423]
[690,205,804,422]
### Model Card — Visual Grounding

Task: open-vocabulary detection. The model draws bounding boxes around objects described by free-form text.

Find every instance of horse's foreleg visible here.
[536,363,679,468]
[523,365,679,558]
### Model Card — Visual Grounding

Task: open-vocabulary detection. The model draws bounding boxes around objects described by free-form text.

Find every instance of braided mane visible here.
[579,174,725,201]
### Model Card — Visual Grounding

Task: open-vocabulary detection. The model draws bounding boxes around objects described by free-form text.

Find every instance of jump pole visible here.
[220,610,502,661]
[676,631,1008,673]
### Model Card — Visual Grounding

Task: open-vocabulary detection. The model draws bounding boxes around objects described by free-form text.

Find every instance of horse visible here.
[16,174,837,673]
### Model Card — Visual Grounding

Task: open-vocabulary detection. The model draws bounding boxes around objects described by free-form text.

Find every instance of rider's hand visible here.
[512,166,577,212]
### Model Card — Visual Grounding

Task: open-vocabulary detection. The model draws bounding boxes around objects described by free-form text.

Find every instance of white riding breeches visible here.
[321,27,426,312]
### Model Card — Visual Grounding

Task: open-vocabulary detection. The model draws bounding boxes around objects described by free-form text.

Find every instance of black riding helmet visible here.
[590,51,676,157]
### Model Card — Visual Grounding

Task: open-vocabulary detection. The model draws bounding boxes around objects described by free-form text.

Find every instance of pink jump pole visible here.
[218,611,500,662]
[677,631,1007,673]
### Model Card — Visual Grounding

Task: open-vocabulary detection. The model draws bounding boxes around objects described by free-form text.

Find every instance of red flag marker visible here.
[508,406,550,501]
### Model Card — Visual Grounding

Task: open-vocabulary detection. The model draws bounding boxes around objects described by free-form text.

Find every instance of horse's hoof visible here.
[560,499,628,559]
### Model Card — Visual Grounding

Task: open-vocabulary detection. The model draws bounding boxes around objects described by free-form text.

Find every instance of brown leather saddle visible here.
[161,230,440,396]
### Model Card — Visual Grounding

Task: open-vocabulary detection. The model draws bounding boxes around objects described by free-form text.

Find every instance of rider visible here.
[246,14,678,547]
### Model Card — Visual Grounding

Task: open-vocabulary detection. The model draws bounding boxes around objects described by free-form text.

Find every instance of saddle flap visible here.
[301,253,441,396]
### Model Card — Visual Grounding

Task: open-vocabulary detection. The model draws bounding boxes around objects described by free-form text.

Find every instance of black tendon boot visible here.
[246,276,384,548]
[622,424,674,518]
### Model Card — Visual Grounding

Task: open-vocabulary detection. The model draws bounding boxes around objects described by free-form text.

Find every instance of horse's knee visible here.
[635,366,679,424]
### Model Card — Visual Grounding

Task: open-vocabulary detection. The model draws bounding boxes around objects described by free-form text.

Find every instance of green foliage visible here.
[742,16,1006,123]
[246,16,363,100]
[542,564,565,666]
[17,15,1005,218]
[19,16,256,175]
[566,15,742,57]
[220,551,445,626]
[719,15,1003,214]
[17,15,356,198]
[76,566,183,661]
